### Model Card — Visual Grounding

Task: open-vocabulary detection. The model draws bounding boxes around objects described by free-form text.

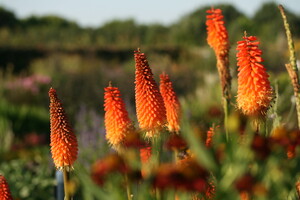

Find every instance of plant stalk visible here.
[223,97,229,141]
[152,135,162,200]
[279,5,300,199]
[279,5,300,129]
[216,56,231,141]
[63,169,70,200]
[125,174,132,200]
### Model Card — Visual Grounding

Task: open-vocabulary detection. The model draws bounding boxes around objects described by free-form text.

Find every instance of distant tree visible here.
[0,7,18,28]
[143,24,170,47]
[170,4,244,46]
[253,2,300,39]
[96,19,141,47]
[21,15,78,29]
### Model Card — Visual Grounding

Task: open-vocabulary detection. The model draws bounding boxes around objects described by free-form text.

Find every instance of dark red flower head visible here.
[0,175,13,200]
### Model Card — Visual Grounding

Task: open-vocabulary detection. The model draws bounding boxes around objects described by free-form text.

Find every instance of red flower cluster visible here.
[251,127,300,160]
[0,175,13,200]
[165,133,187,151]
[153,158,209,193]
[122,129,145,148]
[91,154,129,186]
[271,127,300,159]
[49,88,78,171]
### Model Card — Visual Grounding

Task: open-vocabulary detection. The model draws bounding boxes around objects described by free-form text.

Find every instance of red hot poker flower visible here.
[205,126,219,148]
[159,73,181,133]
[0,175,13,200]
[140,145,152,177]
[49,88,78,171]
[206,8,229,57]
[236,35,273,117]
[134,49,166,137]
[206,8,231,100]
[104,84,135,149]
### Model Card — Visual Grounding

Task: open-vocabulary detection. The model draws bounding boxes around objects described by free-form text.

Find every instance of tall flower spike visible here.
[236,34,273,117]
[206,8,231,100]
[206,8,229,57]
[134,48,166,137]
[104,83,135,149]
[49,88,78,171]
[159,73,181,133]
[0,175,13,200]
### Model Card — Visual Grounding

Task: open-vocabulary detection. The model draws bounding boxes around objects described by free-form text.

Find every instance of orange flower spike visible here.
[134,49,166,137]
[206,8,229,56]
[0,175,13,200]
[104,84,134,149]
[206,8,231,101]
[140,146,152,164]
[159,73,181,133]
[140,146,152,177]
[49,88,78,171]
[205,125,220,148]
[236,35,273,116]
[205,127,214,148]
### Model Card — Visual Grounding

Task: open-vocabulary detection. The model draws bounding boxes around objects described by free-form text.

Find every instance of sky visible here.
[0,0,299,27]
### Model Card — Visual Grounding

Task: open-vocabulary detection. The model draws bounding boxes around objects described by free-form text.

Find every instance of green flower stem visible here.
[125,174,132,200]
[151,135,162,200]
[279,5,297,71]
[63,169,70,200]
[223,97,229,141]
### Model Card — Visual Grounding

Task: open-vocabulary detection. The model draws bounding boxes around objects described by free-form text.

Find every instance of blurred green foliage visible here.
[0,2,299,49]
[0,147,55,199]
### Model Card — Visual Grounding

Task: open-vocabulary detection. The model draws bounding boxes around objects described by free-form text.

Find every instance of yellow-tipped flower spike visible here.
[134,49,166,137]
[159,73,181,133]
[104,83,135,149]
[236,35,273,117]
[49,88,78,171]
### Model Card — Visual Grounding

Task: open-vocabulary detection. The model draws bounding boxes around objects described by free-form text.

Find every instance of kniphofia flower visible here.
[160,73,181,133]
[205,126,219,148]
[104,83,135,149]
[0,175,13,200]
[206,8,231,100]
[49,88,78,170]
[236,35,273,116]
[206,8,229,57]
[140,145,152,177]
[134,49,166,137]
